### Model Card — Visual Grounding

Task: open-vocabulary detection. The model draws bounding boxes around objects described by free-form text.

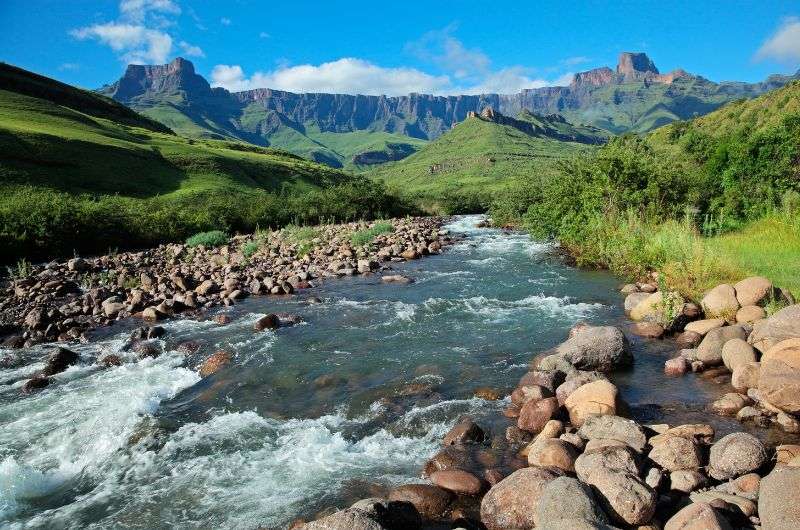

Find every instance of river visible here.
[0,215,767,529]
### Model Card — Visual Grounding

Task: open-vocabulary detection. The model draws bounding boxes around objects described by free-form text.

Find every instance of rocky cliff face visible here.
[101,55,800,146]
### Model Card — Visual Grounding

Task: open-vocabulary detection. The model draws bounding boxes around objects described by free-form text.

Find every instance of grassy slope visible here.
[0,65,393,261]
[369,114,596,211]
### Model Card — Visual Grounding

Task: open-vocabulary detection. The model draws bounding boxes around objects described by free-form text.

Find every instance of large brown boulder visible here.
[575,445,640,482]
[442,419,485,445]
[517,397,560,433]
[731,361,761,391]
[581,466,656,526]
[480,467,561,530]
[564,380,619,427]
[701,284,740,319]
[749,304,800,353]
[430,470,482,496]
[758,358,800,414]
[388,484,452,521]
[664,502,732,530]
[534,476,609,527]
[648,435,703,471]
[553,326,632,372]
[41,347,79,376]
[527,438,578,473]
[721,338,757,371]
[734,276,773,307]
[759,465,800,530]
[696,326,748,366]
[708,432,767,480]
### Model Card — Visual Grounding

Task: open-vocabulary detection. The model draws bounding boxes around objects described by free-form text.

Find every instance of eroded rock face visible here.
[480,467,561,530]
[759,465,800,530]
[553,326,632,372]
[708,432,767,480]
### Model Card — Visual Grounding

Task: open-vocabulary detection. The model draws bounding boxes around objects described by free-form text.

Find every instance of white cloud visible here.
[406,24,490,79]
[259,31,271,39]
[220,17,232,26]
[211,58,451,95]
[119,0,180,23]
[179,40,204,57]
[71,23,173,64]
[457,67,545,94]
[756,17,800,64]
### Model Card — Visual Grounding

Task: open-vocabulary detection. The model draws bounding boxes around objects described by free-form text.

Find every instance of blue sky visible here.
[1,1,800,95]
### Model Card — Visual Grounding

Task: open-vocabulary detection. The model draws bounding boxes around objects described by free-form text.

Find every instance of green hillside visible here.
[0,64,402,261]
[369,112,604,212]
[492,80,800,297]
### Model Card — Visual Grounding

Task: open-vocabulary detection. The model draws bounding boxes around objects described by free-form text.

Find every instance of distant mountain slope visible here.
[369,109,604,211]
[0,63,385,260]
[99,54,799,168]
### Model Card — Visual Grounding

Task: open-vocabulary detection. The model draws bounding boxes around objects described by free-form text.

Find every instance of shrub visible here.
[186,230,228,248]
[241,240,259,258]
[350,221,394,247]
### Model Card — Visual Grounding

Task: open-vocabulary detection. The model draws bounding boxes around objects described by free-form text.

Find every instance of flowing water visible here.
[0,215,784,529]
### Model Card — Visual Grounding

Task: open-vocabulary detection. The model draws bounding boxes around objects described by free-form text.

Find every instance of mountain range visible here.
[99,53,800,169]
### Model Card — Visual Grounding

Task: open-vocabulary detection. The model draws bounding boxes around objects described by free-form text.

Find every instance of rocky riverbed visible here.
[0,217,450,349]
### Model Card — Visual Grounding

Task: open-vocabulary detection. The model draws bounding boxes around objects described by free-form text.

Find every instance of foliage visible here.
[241,240,259,259]
[350,221,393,247]
[186,230,228,248]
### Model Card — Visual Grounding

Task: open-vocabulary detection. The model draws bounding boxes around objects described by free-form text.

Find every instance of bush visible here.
[186,230,228,248]
[351,221,394,247]
[241,240,259,258]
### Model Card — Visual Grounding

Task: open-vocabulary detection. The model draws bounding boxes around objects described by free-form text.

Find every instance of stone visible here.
[349,498,421,530]
[711,392,752,415]
[749,304,800,353]
[664,357,689,376]
[708,432,767,480]
[199,350,232,377]
[664,502,732,530]
[534,477,608,527]
[648,435,703,471]
[759,465,800,530]
[720,472,761,501]
[553,326,632,372]
[581,466,656,526]
[381,274,413,284]
[518,370,564,393]
[518,397,560,433]
[759,352,800,414]
[527,438,578,473]
[650,424,715,445]
[430,470,482,496]
[41,347,79,376]
[676,330,703,348]
[776,412,800,433]
[701,284,740,319]
[669,469,706,493]
[564,380,618,427]
[734,276,773,307]
[555,372,604,405]
[575,445,640,482]
[194,280,218,295]
[67,257,89,272]
[630,291,683,323]
[254,313,280,331]
[141,306,164,321]
[630,322,664,338]
[625,292,650,312]
[721,339,757,371]
[620,284,639,294]
[736,305,766,323]
[423,446,472,476]
[684,319,725,336]
[577,415,647,452]
[644,467,663,490]
[731,362,761,392]
[303,508,385,530]
[690,491,757,517]
[511,384,552,406]
[474,387,501,400]
[479,467,561,530]
[99,354,123,367]
[775,444,800,464]
[22,375,51,393]
[443,420,484,446]
[736,406,762,422]
[696,326,748,366]
[389,484,452,521]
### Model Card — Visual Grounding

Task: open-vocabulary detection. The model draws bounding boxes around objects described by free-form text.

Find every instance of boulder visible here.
[41,347,79,376]
[650,423,715,445]
[630,322,664,338]
[708,432,767,480]
[624,292,650,312]
[696,326,748,366]
[684,318,725,336]
[581,466,656,526]
[647,435,703,471]
[517,397,560,433]
[303,508,385,530]
[676,330,703,348]
[736,305,766,324]
[518,370,564,393]
[555,372,604,405]
[575,445,640,482]
[526,438,578,473]
[701,284,740,319]
[689,491,757,517]
[734,276,773,307]
[349,498,421,530]
[721,339,757,371]
[443,419,485,446]
[479,467,561,530]
[664,502,732,530]
[389,484,452,521]
[553,326,632,372]
[776,444,800,463]
[254,313,280,331]
[511,384,553,406]
[629,291,683,323]
[665,357,689,376]
[777,411,800,433]
[576,415,647,452]
[534,477,608,527]
[711,392,752,416]
[195,280,218,295]
[669,469,706,493]
[748,304,800,353]
[564,380,618,427]
[758,357,800,414]
[731,362,760,391]
[430,470,482,496]
[381,275,413,284]
[199,350,232,377]
[759,465,800,530]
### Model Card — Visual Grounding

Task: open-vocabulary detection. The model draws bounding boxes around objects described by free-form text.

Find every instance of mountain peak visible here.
[106,57,212,103]
[617,52,659,77]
